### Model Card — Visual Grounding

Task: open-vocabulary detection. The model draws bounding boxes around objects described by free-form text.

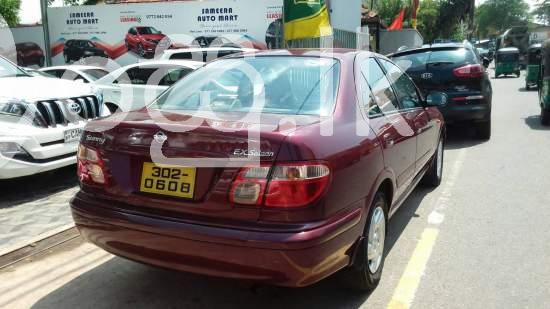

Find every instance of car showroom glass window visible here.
[153,57,340,116]
[0,57,27,78]
[379,59,421,109]
[361,58,400,114]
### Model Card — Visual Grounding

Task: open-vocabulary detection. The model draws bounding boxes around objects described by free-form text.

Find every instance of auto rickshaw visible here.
[494,47,521,78]
[538,40,550,125]
[525,43,542,89]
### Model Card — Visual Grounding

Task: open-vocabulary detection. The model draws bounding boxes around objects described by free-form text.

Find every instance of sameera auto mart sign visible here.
[47,0,283,66]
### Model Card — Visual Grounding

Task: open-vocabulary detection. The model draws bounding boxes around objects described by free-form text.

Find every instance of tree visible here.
[475,0,530,38]
[0,0,21,27]
[416,0,441,43]
[534,0,550,25]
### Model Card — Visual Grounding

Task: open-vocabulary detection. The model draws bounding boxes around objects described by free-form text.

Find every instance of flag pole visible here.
[40,0,51,66]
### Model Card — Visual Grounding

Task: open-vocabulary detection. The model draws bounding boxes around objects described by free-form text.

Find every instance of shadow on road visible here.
[443,125,487,150]
[0,165,78,209]
[524,115,550,131]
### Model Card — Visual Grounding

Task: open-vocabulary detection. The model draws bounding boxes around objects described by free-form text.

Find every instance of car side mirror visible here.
[426,92,448,107]
[482,57,490,68]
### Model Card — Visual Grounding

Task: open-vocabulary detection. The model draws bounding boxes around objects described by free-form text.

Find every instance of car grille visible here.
[35,96,101,128]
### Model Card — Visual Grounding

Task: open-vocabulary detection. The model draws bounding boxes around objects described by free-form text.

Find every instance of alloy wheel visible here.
[367,206,386,274]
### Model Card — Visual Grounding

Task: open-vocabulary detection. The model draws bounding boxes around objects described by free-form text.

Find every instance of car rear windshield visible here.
[169,50,243,62]
[138,27,160,35]
[392,48,476,70]
[83,69,109,81]
[152,56,340,116]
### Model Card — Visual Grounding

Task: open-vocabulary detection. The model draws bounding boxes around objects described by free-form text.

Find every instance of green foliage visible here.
[534,0,550,25]
[0,0,21,27]
[476,0,530,38]
[416,0,440,43]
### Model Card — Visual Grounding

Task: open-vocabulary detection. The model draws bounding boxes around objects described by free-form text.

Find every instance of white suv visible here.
[0,56,107,179]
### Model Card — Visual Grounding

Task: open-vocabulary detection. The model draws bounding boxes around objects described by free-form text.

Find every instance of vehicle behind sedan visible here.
[71,50,446,291]
[0,56,107,179]
[391,43,493,139]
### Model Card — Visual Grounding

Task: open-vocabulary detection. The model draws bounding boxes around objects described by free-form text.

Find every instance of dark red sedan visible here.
[71,49,446,291]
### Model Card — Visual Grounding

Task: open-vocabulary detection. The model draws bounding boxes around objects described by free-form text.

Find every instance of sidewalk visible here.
[0,167,79,256]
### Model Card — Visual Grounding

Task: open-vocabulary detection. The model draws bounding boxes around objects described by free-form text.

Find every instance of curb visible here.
[0,223,76,258]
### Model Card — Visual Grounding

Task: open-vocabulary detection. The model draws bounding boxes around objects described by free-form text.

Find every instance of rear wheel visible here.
[343,192,387,291]
[542,109,550,126]
[64,53,70,63]
[525,82,530,90]
[476,121,491,140]
[422,138,444,187]
[516,71,521,78]
[137,44,145,57]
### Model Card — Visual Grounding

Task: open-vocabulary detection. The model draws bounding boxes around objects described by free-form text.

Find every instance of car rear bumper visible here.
[70,192,364,287]
[438,103,491,124]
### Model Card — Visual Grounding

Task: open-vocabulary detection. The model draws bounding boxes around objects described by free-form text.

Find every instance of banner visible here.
[283,0,333,41]
[47,0,283,66]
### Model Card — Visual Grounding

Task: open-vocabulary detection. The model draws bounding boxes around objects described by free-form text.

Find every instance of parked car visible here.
[94,60,203,113]
[63,40,108,63]
[190,36,239,48]
[0,55,107,179]
[22,67,54,78]
[125,26,167,58]
[158,47,256,62]
[538,40,550,125]
[39,65,109,83]
[390,42,493,139]
[71,49,446,291]
[15,42,45,67]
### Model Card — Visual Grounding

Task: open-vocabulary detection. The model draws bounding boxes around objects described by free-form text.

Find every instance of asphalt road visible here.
[1,69,549,309]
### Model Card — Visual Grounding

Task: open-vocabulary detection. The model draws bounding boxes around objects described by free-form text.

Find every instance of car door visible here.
[361,57,417,202]
[379,58,438,171]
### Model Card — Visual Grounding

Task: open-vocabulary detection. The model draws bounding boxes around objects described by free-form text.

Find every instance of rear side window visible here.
[169,52,205,62]
[379,59,422,110]
[361,58,400,114]
[116,66,188,85]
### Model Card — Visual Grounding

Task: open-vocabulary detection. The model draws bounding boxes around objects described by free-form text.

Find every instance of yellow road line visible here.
[387,228,439,309]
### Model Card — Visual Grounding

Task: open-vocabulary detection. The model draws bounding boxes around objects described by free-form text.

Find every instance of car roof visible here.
[162,47,257,55]
[39,65,107,72]
[123,59,205,69]
[388,43,469,57]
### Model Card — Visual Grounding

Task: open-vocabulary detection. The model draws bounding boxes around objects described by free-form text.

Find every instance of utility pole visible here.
[40,0,52,66]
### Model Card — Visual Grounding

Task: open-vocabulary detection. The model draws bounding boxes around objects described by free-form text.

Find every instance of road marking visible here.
[387,148,467,309]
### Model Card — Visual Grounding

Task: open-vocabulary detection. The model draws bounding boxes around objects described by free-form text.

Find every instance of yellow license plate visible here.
[139,163,196,199]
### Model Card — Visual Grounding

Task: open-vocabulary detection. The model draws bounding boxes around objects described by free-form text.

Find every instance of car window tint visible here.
[170,52,205,62]
[159,68,193,86]
[379,59,421,109]
[83,69,109,81]
[361,58,399,114]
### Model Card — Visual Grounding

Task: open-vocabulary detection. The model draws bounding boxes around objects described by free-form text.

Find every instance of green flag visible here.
[284,0,333,41]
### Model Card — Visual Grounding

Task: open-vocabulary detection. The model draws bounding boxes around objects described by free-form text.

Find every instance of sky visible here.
[17,0,543,25]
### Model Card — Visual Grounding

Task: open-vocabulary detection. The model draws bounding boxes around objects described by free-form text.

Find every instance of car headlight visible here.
[0,98,28,117]
[0,142,31,159]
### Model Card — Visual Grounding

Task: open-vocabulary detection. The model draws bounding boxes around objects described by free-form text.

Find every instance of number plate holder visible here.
[139,163,196,199]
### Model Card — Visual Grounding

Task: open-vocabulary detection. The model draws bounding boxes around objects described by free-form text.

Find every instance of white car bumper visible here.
[0,122,85,180]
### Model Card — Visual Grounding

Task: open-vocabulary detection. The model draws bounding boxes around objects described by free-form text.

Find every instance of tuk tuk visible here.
[538,40,550,125]
[525,43,542,89]
[494,47,521,78]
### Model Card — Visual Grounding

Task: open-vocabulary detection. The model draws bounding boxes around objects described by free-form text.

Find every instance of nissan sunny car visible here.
[71,49,446,291]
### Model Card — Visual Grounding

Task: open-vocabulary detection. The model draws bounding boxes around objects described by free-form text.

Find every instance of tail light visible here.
[229,163,330,208]
[77,144,107,185]
[453,64,484,78]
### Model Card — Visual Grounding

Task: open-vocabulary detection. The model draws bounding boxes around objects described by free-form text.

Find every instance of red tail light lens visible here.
[453,64,484,78]
[77,145,107,185]
[229,163,330,208]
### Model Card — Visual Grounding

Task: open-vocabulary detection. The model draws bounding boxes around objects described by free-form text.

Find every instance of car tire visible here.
[137,44,145,57]
[476,121,491,140]
[38,57,45,67]
[64,53,70,63]
[542,109,550,126]
[494,73,498,79]
[525,82,530,90]
[422,137,444,187]
[343,192,388,292]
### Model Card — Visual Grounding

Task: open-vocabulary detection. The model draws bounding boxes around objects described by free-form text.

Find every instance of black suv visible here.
[390,43,493,139]
[63,40,108,63]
